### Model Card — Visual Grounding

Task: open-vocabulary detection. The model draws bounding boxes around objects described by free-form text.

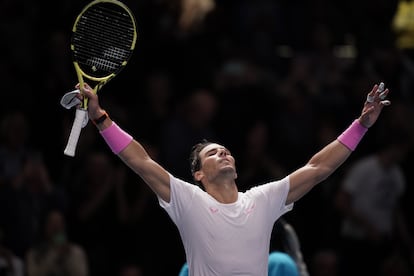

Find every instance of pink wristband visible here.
[100,122,133,154]
[337,119,368,151]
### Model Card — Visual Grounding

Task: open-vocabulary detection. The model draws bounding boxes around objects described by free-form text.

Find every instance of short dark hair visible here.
[189,139,213,187]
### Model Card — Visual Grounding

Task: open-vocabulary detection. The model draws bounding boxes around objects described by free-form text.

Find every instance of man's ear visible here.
[194,171,203,182]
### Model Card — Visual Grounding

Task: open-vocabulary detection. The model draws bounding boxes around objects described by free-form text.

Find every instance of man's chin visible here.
[220,167,237,178]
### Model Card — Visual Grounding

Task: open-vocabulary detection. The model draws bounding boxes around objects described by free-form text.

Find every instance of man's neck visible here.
[205,180,238,204]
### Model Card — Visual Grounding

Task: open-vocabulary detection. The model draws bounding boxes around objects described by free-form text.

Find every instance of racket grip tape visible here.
[337,119,368,151]
[100,122,133,154]
[64,108,88,157]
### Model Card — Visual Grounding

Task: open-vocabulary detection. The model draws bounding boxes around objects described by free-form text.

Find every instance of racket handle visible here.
[64,108,88,157]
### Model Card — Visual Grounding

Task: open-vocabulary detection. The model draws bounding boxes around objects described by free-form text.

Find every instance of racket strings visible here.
[77,9,134,47]
[77,5,135,46]
[72,2,135,77]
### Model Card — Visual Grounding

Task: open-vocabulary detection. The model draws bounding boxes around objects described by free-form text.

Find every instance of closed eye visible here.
[207,149,217,156]
[204,147,231,157]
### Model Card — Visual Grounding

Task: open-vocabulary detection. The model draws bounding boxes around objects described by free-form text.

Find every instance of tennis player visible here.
[76,82,390,275]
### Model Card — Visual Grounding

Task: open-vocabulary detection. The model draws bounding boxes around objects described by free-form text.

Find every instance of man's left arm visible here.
[286,82,390,204]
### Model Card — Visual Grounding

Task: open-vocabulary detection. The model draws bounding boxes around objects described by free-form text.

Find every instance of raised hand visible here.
[359,82,391,128]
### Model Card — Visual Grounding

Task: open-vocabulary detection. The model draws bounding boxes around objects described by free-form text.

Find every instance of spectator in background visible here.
[26,209,88,276]
[67,151,124,276]
[118,262,143,276]
[0,111,31,187]
[134,70,174,148]
[178,0,215,32]
[66,150,161,275]
[392,0,414,57]
[392,0,414,102]
[0,151,66,259]
[309,248,339,276]
[335,133,414,276]
[0,228,24,276]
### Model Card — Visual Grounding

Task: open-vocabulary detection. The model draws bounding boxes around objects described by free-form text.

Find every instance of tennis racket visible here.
[64,0,137,157]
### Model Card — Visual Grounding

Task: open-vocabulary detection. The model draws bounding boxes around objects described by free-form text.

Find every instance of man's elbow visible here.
[309,164,333,186]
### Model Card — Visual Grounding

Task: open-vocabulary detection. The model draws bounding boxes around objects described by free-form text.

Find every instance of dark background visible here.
[1,0,413,275]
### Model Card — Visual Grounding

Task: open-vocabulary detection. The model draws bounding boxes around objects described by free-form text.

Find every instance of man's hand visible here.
[359,82,391,128]
[75,83,106,121]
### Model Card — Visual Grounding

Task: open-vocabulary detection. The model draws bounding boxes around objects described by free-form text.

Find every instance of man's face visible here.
[197,143,237,181]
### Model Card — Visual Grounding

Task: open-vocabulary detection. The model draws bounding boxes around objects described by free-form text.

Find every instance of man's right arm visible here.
[80,83,171,203]
[118,138,171,203]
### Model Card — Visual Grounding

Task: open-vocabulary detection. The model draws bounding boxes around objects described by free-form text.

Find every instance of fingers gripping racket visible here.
[64,0,137,157]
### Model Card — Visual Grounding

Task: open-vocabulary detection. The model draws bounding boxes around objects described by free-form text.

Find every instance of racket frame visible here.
[64,0,137,157]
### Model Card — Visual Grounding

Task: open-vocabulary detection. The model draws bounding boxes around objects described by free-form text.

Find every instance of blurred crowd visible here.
[1,0,414,275]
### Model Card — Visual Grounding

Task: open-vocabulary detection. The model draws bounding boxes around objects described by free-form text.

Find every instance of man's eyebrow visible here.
[204,148,218,156]
[204,147,230,156]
